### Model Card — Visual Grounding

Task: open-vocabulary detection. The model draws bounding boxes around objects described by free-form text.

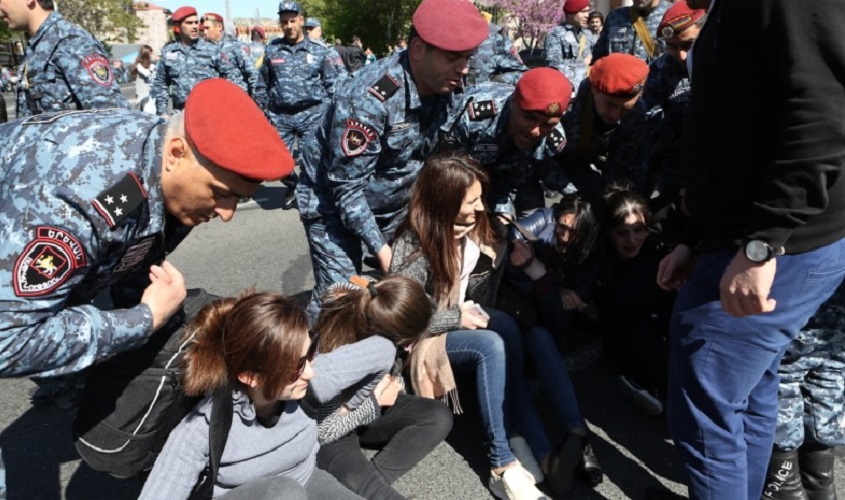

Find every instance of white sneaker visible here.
[489,464,551,500]
[508,436,544,483]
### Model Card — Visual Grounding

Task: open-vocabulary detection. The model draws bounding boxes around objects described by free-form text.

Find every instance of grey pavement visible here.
[1,184,843,499]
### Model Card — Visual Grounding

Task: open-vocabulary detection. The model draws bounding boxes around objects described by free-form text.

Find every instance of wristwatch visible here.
[742,239,783,263]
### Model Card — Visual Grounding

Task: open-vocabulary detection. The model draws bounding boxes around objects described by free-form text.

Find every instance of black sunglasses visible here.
[290,331,320,382]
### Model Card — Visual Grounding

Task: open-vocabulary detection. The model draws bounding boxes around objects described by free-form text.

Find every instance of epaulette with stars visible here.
[367,74,400,102]
[91,173,148,229]
[468,100,497,121]
[547,128,567,152]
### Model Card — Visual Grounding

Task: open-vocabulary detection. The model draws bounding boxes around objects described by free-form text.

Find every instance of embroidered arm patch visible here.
[14,226,87,297]
[341,119,378,157]
[367,74,400,102]
[468,100,497,120]
[82,54,114,87]
[91,173,148,229]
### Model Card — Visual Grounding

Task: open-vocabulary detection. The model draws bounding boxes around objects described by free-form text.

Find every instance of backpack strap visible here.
[188,388,234,500]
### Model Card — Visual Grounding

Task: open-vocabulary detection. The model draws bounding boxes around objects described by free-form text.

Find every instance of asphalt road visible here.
[0,186,843,498]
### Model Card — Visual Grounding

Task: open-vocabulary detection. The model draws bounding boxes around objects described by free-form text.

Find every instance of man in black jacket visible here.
[657,0,845,498]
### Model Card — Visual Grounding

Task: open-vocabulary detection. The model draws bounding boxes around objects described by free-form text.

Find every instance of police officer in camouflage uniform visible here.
[0,79,292,500]
[762,282,845,499]
[544,0,595,89]
[559,54,652,203]
[296,0,489,320]
[466,19,528,87]
[248,26,267,67]
[201,12,266,107]
[0,0,128,118]
[152,6,246,115]
[261,1,347,211]
[440,68,572,216]
[591,0,671,65]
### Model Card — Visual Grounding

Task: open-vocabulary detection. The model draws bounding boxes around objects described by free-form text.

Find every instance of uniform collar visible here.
[399,53,422,110]
[143,122,168,234]
[28,11,61,47]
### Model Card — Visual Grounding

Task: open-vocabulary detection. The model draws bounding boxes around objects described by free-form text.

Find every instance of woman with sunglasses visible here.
[307,274,453,500]
[139,291,369,499]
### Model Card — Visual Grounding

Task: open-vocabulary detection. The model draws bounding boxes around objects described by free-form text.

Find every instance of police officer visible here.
[0,0,128,118]
[544,0,595,88]
[0,78,293,499]
[441,68,572,216]
[591,0,671,65]
[304,17,323,43]
[201,12,266,107]
[261,1,346,211]
[642,2,705,218]
[559,53,652,203]
[296,0,489,320]
[248,26,267,67]
[466,16,529,87]
[152,6,246,115]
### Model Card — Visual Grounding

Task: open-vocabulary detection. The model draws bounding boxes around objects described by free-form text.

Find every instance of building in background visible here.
[133,2,170,53]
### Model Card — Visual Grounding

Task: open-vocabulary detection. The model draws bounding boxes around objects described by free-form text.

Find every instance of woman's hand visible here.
[459,300,489,329]
[374,374,401,407]
[560,288,588,311]
[510,239,534,268]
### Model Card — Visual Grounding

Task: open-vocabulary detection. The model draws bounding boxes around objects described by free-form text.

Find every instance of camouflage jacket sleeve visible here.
[606,103,651,194]
[53,36,129,111]
[216,50,247,93]
[0,218,153,378]
[491,32,527,85]
[544,27,566,69]
[326,46,349,82]
[319,47,343,98]
[325,91,389,254]
[152,57,169,115]
[235,44,266,108]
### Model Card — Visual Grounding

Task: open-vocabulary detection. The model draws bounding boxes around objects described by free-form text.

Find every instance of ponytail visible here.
[182,297,237,396]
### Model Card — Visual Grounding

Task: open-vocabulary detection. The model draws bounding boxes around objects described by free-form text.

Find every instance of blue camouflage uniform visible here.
[775,283,845,451]
[217,34,266,107]
[642,52,690,200]
[248,41,265,67]
[14,12,129,118]
[591,1,671,65]
[466,22,528,87]
[296,51,451,319]
[544,23,595,89]
[152,39,245,114]
[261,36,346,169]
[558,78,651,201]
[439,82,568,215]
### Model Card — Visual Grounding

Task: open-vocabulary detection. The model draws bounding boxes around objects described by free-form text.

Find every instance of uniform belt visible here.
[270,101,321,114]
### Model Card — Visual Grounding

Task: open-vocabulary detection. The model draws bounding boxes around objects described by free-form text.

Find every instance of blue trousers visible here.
[668,239,845,500]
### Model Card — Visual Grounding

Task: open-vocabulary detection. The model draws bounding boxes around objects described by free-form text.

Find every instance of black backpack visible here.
[73,289,232,499]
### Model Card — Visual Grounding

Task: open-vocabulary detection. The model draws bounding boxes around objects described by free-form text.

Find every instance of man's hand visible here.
[376,244,393,273]
[657,244,694,291]
[141,261,187,331]
[459,300,489,329]
[719,250,777,317]
[560,288,588,311]
[509,239,533,268]
[374,374,401,407]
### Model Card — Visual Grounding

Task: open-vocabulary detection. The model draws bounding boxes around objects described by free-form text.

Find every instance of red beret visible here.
[658,1,706,38]
[564,0,590,15]
[170,6,197,23]
[185,79,294,181]
[589,54,649,97]
[412,0,488,52]
[514,68,573,117]
[252,26,266,38]
[203,12,224,23]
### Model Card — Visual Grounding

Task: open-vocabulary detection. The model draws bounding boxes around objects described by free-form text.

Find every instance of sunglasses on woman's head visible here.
[290,331,320,382]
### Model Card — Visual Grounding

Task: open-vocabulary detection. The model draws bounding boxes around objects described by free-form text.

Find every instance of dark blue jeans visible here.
[668,239,845,500]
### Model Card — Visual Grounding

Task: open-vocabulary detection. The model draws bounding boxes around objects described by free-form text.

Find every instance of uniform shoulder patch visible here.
[91,173,148,229]
[547,128,567,152]
[82,54,114,87]
[341,118,378,157]
[367,74,400,102]
[14,226,87,297]
[468,100,497,120]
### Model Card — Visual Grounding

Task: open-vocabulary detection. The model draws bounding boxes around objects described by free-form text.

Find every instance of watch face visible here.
[745,240,770,262]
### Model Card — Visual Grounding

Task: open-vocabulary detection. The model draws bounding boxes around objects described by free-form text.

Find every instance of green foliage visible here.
[303,0,422,55]
[56,0,142,44]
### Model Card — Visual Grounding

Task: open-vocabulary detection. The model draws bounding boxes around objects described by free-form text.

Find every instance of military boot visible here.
[761,449,808,500]
[798,443,837,500]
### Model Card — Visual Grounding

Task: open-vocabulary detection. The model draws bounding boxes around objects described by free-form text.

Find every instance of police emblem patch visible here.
[14,227,87,297]
[91,173,148,229]
[341,119,378,157]
[82,54,114,87]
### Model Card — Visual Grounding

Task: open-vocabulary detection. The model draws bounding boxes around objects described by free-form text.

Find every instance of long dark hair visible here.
[602,183,651,230]
[315,275,433,353]
[552,193,599,266]
[397,151,496,304]
[131,45,154,78]
[182,291,309,400]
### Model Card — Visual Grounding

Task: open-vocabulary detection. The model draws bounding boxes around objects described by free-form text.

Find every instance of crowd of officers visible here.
[0,0,843,498]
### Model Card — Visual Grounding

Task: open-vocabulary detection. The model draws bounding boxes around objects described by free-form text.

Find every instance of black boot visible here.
[761,449,808,500]
[281,173,298,210]
[578,437,603,487]
[798,443,837,500]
